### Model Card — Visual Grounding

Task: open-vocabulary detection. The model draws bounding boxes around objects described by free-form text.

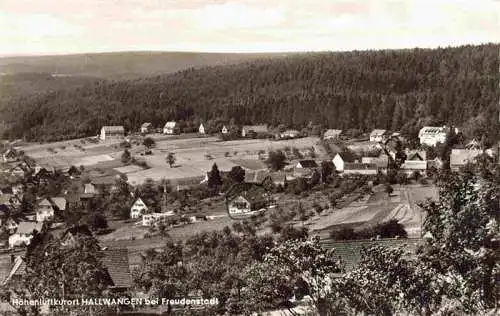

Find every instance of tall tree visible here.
[208,163,223,188]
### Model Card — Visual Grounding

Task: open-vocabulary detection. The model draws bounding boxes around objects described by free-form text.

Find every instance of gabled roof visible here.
[334,151,357,163]
[406,150,426,161]
[297,160,318,168]
[84,183,97,194]
[226,183,269,205]
[132,197,147,208]
[164,121,177,128]
[102,248,131,288]
[344,163,377,170]
[3,256,26,285]
[16,221,43,235]
[242,125,268,133]
[37,198,52,207]
[101,126,125,133]
[450,149,482,167]
[50,197,67,211]
[231,159,268,171]
[141,122,153,128]
[370,129,387,137]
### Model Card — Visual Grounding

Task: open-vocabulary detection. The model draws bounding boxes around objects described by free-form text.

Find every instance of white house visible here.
[450,149,482,172]
[100,126,125,141]
[163,121,179,134]
[199,124,206,135]
[142,211,176,226]
[323,129,343,140]
[418,126,449,147]
[140,122,153,134]
[8,221,43,248]
[227,196,252,216]
[332,152,357,172]
[279,130,300,139]
[221,125,228,134]
[369,129,388,142]
[36,198,54,222]
[130,198,148,219]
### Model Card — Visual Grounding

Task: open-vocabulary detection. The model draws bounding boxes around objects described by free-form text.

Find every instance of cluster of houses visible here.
[100,122,307,141]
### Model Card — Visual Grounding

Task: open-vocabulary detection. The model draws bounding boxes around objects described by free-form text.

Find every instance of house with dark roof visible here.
[140,122,153,134]
[60,225,93,247]
[226,183,270,218]
[295,160,318,169]
[100,126,125,141]
[241,125,268,137]
[343,163,378,175]
[332,152,357,172]
[102,248,131,292]
[245,170,286,188]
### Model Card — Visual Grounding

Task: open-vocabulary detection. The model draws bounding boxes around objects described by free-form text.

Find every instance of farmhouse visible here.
[450,149,483,172]
[323,129,343,140]
[361,156,389,172]
[245,170,286,187]
[369,129,388,142]
[418,126,449,147]
[8,222,44,248]
[343,163,378,175]
[36,198,54,222]
[100,126,125,141]
[130,198,148,219]
[140,122,153,134]
[142,211,177,226]
[227,193,268,217]
[295,160,318,169]
[241,125,268,137]
[332,152,357,172]
[199,123,206,134]
[279,129,300,139]
[402,160,427,174]
[102,248,131,292]
[221,125,228,134]
[163,121,179,134]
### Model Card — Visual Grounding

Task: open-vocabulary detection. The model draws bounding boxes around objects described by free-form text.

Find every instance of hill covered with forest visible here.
[0,44,498,144]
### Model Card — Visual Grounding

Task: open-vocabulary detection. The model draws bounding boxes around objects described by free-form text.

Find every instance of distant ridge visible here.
[0,51,293,80]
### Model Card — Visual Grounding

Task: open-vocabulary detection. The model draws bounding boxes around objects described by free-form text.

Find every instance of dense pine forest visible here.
[0,44,498,144]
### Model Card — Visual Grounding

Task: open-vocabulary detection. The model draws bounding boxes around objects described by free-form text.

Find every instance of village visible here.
[0,118,497,308]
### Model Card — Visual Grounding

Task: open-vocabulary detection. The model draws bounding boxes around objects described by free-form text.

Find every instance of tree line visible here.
[0,44,497,144]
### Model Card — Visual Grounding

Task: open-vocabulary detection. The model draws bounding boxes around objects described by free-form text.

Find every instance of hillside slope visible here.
[0,51,288,80]
[1,44,498,144]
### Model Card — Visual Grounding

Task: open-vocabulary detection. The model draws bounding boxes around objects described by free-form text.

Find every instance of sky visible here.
[0,0,498,56]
